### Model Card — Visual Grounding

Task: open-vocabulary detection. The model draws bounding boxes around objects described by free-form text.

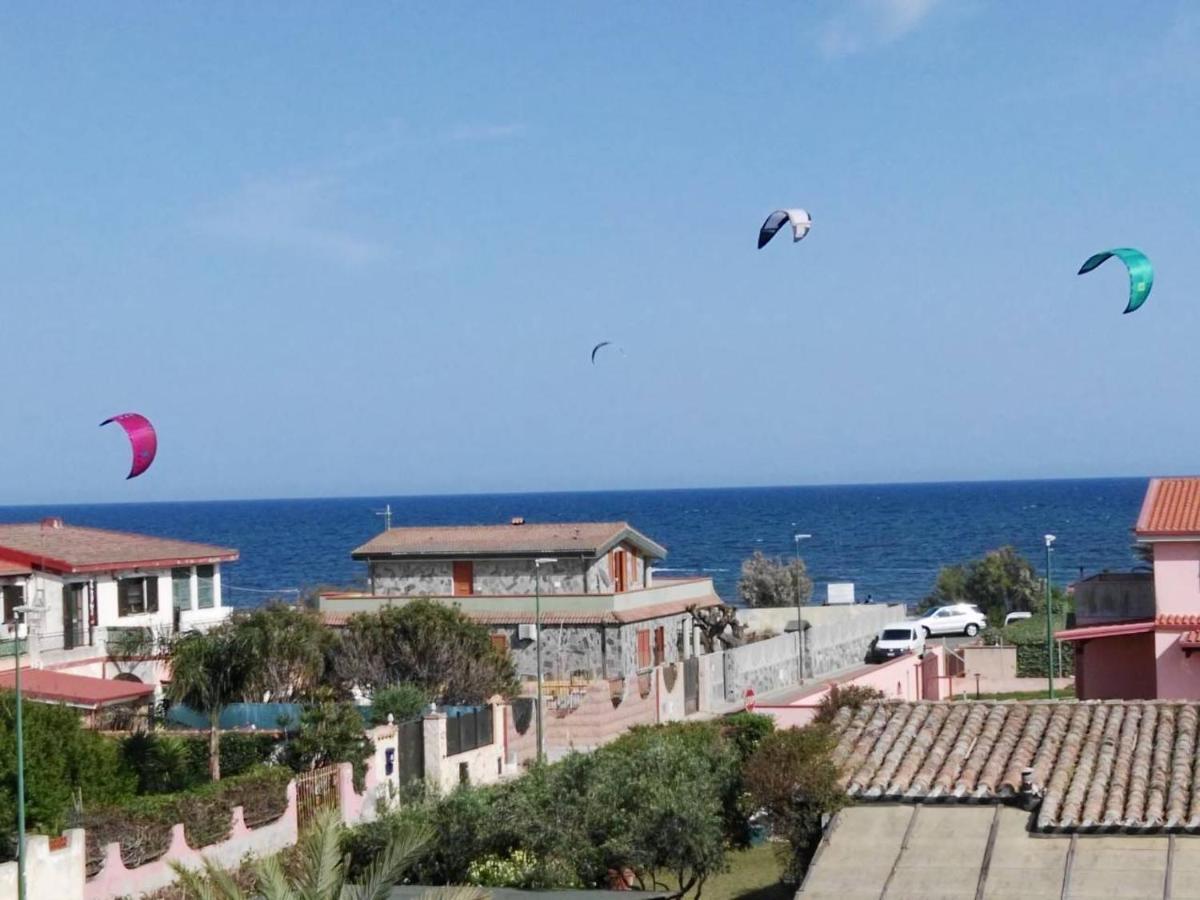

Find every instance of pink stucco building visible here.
[1058,477,1200,700]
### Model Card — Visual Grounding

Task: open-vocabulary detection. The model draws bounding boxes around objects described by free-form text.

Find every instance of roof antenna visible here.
[373,503,392,532]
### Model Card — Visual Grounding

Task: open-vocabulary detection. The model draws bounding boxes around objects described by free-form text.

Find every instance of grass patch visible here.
[971,685,1076,701]
[659,844,791,900]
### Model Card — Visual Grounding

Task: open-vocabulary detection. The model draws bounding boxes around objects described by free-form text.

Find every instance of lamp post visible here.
[10,607,31,900]
[1044,534,1056,700]
[793,534,812,684]
[533,557,557,763]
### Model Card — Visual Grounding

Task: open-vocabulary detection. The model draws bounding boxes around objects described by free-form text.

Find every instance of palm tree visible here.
[165,625,257,781]
[172,809,482,900]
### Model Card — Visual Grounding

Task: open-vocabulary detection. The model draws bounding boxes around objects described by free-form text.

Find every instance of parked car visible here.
[869,623,925,662]
[1004,610,1033,627]
[915,603,987,637]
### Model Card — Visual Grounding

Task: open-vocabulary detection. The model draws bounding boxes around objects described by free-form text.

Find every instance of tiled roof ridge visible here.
[832,700,1200,833]
[381,519,631,533]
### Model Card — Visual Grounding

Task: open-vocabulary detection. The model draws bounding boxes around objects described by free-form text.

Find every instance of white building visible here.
[0,517,238,688]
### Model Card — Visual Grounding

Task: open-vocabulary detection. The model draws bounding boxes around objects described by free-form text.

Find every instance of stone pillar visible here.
[422,711,448,794]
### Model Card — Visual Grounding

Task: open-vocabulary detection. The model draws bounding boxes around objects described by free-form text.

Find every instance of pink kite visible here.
[100,413,157,479]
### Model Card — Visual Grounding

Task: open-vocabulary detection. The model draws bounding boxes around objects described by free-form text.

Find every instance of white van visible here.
[870,623,925,662]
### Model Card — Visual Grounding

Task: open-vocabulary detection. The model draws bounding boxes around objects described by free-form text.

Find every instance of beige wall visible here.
[421,706,507,794]
[0,830,84,900]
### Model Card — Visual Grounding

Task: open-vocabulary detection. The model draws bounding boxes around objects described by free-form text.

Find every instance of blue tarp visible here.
[166,702,306,732]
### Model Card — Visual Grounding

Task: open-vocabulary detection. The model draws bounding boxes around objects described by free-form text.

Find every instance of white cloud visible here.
[820,0,942,57]
[445,123,526,143]
[196,173,384,267]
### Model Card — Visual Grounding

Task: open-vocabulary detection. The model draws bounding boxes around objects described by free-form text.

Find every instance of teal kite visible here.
[1077,248,1153,314]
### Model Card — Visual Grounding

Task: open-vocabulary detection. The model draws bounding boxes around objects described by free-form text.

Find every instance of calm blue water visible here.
[0,478,1148,608]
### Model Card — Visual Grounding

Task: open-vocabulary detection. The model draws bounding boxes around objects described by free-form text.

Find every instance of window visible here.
[653,626,666,666]
[636,628,651,669]
[196,565,215,609]
[172,567,192,610]
[2,585,23,624]
[490,633,509,653]
[117,577,158,617]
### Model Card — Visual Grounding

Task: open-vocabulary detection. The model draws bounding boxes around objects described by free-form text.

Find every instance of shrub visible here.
[82,765,291,876]
[121,732,282,795]
[0,692,136,860]
[369,683,430,725]
[285,692,374,791]
[738,551,812,608]
[814,684,885,724]
[745,725,845,884]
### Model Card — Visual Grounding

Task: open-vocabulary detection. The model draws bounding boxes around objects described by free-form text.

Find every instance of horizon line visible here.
[0,472,1156,511]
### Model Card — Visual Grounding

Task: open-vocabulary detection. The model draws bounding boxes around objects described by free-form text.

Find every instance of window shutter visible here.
[146,577,159,613]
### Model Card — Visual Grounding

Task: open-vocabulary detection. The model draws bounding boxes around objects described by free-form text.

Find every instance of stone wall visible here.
[720,604,903,702]
[496,610,696,681]
[371,559,453,595]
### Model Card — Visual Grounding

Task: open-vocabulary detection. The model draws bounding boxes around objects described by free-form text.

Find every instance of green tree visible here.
[744,725,845,884]
[369,683,430,725]
[332,600,518,704]
[234,604,332,701]
[286,691,374,790]
[172,807,461,900]
[921,547,1041,623]
[166,625,259,781]
[0,692,135,858]
[738,551,813,609]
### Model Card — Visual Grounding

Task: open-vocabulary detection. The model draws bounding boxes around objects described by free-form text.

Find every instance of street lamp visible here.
[793,534,812,684]
[1044,535,1056,700]
[533,557,557,763]
[9,606,32,900]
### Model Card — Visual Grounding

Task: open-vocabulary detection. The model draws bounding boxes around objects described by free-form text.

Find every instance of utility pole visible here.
[1044,534,1056,699]
[10,609,30,900]
[533,557,557,763]
[793,533,812,684]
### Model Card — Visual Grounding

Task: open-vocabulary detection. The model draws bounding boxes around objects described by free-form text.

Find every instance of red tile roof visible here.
[0,559,31,577]
[830,700,1200,832]
[352,521,667,560]
[1055,620,1156,642]
[0,668,154,708]
[1136,478,1200,537]
[0,522,237,574]
[1158,613,1200,629]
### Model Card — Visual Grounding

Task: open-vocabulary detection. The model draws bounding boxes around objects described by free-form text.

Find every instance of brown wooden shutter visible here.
[452,561,474,596]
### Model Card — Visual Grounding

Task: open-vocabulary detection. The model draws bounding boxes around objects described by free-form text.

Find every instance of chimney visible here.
[41,517,63,530]
[511,517,525,526]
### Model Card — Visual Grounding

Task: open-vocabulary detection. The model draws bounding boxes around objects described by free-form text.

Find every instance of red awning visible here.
[0,668,154,708]
[1055,620,1156,643]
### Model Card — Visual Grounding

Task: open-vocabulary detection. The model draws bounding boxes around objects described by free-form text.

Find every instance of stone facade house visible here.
[320,519,723,681]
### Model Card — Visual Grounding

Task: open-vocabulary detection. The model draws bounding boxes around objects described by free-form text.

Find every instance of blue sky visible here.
[2,2,1200,503]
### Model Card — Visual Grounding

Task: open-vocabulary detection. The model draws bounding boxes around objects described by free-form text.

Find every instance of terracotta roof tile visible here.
[830,700,1200,833]
[352,521,667,560]
[0,522,236,574]
[0,668,154,707]
[1137,478,1200,536]
[0,558,31,576]
[1158,613,1200,629]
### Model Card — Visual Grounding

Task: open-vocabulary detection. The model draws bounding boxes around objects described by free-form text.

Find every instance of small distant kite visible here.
[758,209,812,249]
[100,413,157,479]
[1077,248,1154,314]
[591,341,613,364]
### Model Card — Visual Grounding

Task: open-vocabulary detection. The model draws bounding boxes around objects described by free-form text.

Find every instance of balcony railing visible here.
[1074,573,1155,626]
[104,625,172,659]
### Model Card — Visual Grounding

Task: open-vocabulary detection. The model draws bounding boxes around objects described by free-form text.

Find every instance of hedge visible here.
[1001,612,1075,678]
[82,765,292,876]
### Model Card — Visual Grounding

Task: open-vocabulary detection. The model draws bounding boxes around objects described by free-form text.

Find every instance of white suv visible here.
[915,603,987,637]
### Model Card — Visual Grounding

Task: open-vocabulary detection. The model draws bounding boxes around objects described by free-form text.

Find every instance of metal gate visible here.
[397,718,425,784]
[684,656,700,715]
[295,765,340,831]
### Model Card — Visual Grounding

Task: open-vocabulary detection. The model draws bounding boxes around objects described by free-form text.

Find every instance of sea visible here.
[0,478,1149,609]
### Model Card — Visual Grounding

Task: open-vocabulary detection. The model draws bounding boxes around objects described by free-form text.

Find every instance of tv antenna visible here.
[374,503,393,532]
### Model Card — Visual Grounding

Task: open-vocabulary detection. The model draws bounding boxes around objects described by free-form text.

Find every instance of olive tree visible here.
[738,551,813,609]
